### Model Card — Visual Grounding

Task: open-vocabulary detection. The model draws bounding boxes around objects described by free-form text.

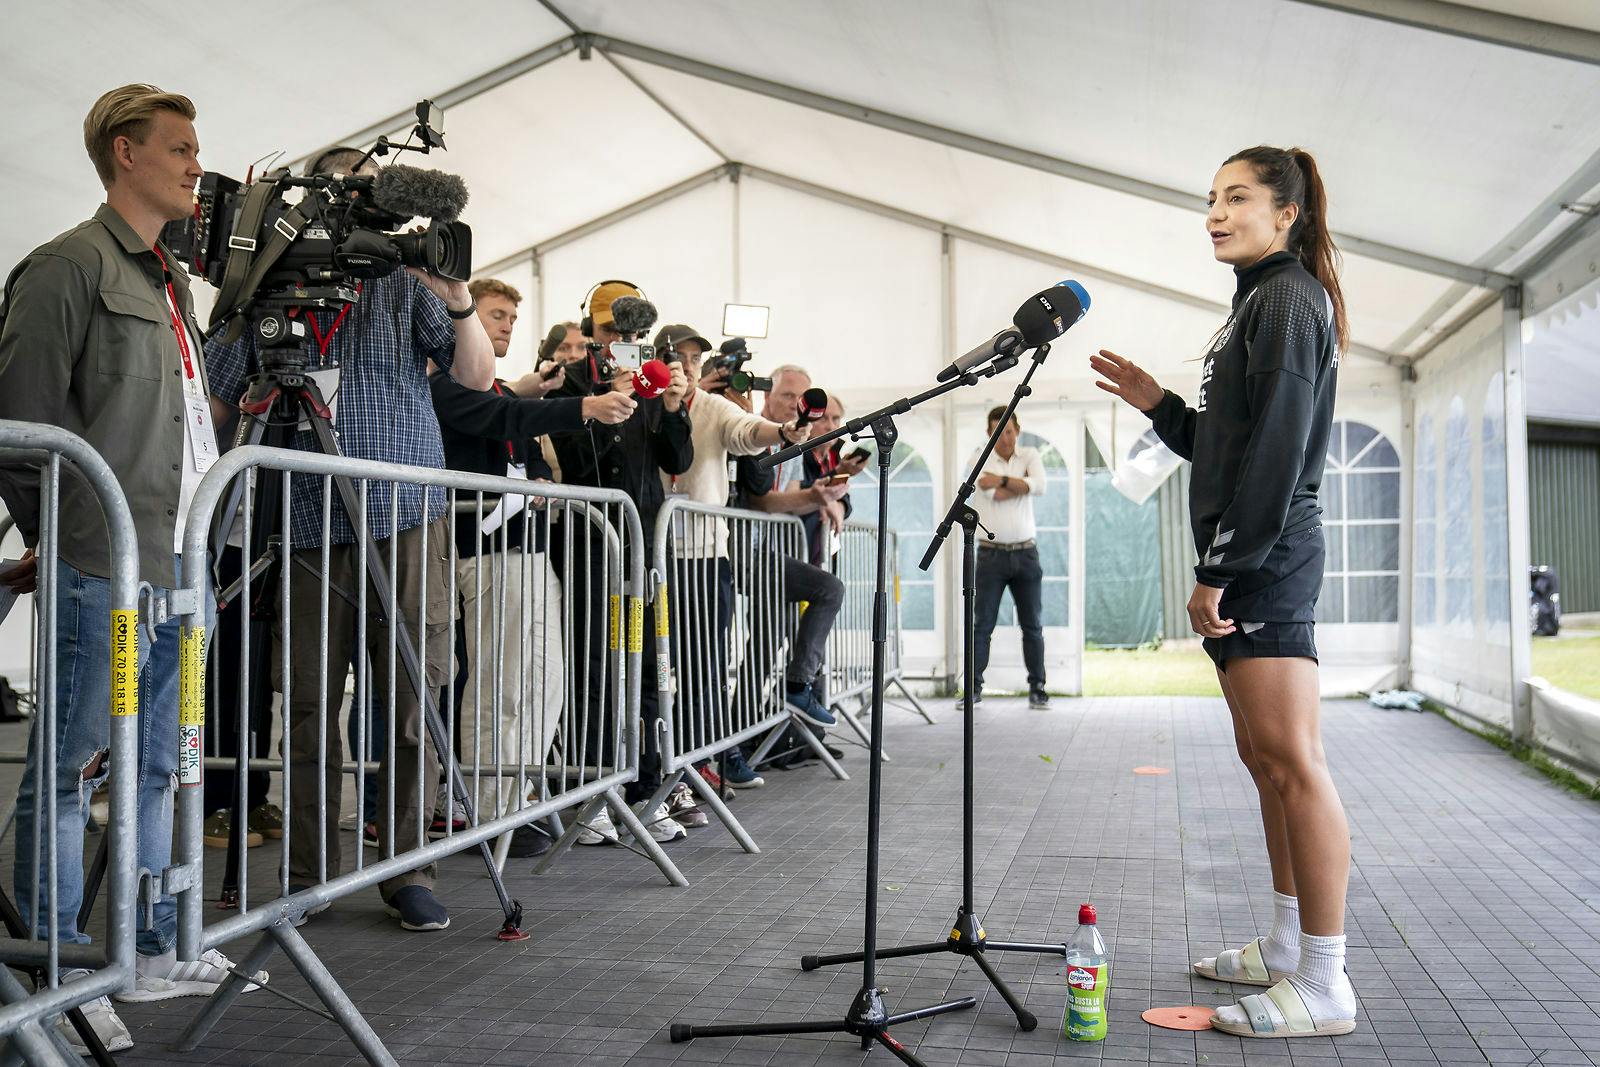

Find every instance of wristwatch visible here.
[1000,475,1010,489]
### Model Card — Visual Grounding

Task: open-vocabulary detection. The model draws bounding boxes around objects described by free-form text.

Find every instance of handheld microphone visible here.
[631,358,672,399]
[936,280,1090,382]
[368,164,470,222]
[795,387,829,428]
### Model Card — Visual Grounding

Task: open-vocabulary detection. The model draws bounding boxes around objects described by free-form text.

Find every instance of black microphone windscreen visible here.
[369,164,470,223]
[1012,284,1084,346]
[609,295,658,336]
[719,337,747,356]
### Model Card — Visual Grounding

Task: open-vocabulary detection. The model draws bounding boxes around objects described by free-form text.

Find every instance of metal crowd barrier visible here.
[0,421,140,1064]
[168,444,658,1065]
[821,522,935,751]
[648,499,847,852]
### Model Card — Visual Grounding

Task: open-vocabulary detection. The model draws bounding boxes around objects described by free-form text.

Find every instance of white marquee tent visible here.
[3,0,1599,764]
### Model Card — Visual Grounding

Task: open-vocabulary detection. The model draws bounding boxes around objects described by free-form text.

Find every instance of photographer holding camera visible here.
[203,146,494,933]
[0,83,267,1052]
[547,281,693,842]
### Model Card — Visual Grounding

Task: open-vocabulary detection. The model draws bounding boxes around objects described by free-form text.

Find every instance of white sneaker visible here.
[54,969,132,1054]
[574,806,619,846]
[626,802,688,844]
[115,948,268,1003]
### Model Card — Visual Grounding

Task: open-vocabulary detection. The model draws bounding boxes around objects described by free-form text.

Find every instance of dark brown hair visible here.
[1224,145,1348,353]
[986,406,1018,431]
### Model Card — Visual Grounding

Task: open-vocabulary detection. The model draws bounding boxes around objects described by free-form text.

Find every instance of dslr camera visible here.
[708,337,770,393]
[162,101,471,353]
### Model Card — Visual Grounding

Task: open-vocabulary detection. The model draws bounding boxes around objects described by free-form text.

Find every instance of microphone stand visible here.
[670,352,1021,1064]
[799,341,1068,1031]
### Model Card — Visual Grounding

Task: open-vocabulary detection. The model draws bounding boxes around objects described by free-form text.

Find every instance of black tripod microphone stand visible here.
[670,354,1022,1065]
[798,340,1068,1031]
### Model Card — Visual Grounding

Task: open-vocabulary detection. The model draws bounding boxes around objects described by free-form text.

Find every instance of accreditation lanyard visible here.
[154,249,217,472]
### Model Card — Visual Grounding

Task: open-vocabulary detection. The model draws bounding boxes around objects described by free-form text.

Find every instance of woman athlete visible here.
[1091,145,1356,1039]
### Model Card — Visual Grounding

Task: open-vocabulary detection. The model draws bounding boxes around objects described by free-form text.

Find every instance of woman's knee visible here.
[1251,744,1326,796]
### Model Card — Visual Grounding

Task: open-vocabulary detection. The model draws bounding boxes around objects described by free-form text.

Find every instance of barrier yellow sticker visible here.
[110,610,137,717]
[609,594,621,651]
[179,627,206,786]
[950,927,961,941]
[179,628,206,727]
[628,597,644,653]
[894,574,901,603]
[655,581,669,638]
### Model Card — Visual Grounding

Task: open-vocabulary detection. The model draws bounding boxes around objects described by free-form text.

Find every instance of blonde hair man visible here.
[0,84,264,1054]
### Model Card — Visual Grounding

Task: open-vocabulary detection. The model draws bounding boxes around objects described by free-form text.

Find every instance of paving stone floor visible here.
[55,695,1600,1064]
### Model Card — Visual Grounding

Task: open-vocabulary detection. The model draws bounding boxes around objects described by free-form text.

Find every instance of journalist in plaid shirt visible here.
[204,271,457,547]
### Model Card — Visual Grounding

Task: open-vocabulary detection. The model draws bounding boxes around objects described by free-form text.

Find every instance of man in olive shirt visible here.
[0,84,264,1052]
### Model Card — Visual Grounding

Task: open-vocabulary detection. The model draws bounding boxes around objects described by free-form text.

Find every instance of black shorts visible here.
[1202,525,1324,671]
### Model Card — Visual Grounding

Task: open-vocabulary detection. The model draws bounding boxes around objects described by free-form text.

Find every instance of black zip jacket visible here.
[1146,251,1339,595]
[547,362,693,549]
[429,368,583,557]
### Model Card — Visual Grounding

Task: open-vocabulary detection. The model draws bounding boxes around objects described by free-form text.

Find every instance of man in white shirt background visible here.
[970,407,1049,709]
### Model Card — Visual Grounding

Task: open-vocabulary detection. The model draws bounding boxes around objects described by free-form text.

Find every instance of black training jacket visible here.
[1145,251,1339,593]
[429,369,584,557]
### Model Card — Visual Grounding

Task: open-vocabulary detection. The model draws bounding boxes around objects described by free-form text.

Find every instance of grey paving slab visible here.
[8,694,1600,1066]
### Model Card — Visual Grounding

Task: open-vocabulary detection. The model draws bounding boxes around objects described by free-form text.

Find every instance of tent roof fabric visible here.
[3,0,1594,374]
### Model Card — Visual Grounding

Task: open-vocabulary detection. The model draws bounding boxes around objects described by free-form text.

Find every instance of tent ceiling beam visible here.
[739,164,1407,368]
[587,32,1515,291]
[473,163,735,276]
[292,34,580,169]
[1285,0,1600,66]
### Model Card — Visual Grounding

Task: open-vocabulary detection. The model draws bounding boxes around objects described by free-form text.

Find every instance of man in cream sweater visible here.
[652,325,813,811]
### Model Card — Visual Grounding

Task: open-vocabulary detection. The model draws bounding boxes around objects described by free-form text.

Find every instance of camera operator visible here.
[203,146,494,933]
[653,324,811,815]
[546,281,692,843]
[431,279,632,859]
[0,84,265,1052]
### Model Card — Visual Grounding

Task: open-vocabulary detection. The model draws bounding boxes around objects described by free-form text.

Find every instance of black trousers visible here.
[973,544,1046,689]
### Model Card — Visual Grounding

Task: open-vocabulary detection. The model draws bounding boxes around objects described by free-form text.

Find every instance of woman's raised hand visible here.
[1089,349,1165,413]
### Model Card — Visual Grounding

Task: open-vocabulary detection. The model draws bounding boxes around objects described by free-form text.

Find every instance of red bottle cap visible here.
[1079,903,1097,925]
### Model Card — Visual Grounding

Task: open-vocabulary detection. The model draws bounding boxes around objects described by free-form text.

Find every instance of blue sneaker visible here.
[722,748,765,789]
[785,684,836,728]
[383,885,450,932]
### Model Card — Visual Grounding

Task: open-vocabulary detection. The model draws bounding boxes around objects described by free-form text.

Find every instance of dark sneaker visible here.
[506,823,554,858]
[248,803,285,840]
[1028,687,1050,709]
[958,690,984,707]
[203,809,263,850]
[786,684,836,728]
[666,782,709,827]
[383,886,450,931]
[722,749,764,789]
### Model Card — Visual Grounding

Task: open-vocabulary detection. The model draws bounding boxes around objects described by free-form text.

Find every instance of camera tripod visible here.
[209,302,525,940]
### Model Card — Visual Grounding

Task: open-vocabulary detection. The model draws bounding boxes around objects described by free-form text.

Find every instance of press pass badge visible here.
[186,396,218,472]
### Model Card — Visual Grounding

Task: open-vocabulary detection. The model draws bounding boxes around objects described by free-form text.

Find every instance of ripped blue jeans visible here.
[13,557,202,956]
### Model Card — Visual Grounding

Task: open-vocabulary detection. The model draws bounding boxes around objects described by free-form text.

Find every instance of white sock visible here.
[1262,891,1301,972]
[1287,932,1356,1022]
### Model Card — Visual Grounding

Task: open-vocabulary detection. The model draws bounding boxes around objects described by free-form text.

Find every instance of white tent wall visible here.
[1408,303,1523,729]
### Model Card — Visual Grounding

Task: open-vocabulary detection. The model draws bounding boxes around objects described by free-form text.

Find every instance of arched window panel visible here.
[851,444,936,630]
[994,431,1070,628]
[1443,397,1474,629]
[1318,420,1401,624]
[1482,374,1509,630]
[1413,413,1438,627]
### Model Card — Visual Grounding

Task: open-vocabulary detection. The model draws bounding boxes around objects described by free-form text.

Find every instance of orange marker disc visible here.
[1132,766,1172,775]
[1142,1006,1213,1031]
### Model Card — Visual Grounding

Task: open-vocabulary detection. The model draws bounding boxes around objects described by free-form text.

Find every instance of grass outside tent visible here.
[1532,626,1600,701]
[1083,643,1221,697]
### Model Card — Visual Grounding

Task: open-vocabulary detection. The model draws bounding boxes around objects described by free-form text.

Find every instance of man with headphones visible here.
[547,280,694,843]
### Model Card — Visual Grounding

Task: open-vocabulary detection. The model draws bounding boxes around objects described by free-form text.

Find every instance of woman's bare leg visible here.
[1218,667,1296,897]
